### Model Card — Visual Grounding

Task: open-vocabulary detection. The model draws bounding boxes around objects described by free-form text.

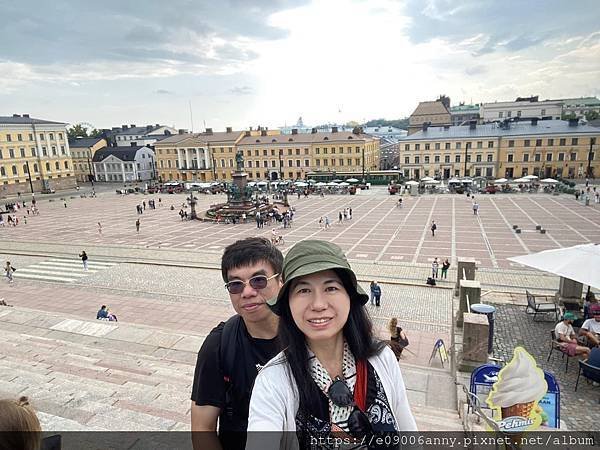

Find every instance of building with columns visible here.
[92,146,156,182]
[0,114,76,196]
[399,119,599,180]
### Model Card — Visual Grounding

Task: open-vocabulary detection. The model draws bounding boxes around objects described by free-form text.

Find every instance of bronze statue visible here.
[235,150,244,171]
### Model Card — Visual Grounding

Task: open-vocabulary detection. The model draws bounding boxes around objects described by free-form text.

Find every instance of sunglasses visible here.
[224,273,279,294]
[328,376,372,437]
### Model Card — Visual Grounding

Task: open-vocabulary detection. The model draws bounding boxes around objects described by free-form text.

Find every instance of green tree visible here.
[89,128,102,138]
[585,110,599,121]
[561,112,577,120]
[67,124,89,139]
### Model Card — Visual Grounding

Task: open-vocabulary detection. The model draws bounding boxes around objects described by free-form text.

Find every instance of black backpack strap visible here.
[219,315,244,421]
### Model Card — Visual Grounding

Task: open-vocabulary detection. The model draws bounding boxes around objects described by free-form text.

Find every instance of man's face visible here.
[593,312,600,322]
[226,261,282,324]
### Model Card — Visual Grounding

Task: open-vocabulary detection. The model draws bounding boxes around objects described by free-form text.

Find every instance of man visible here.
[579,304,600,348]
[96,305,108,320]
[372,280,382,307]
[473,201,479,215]
[555,312,590,358]
[191,237,283,450]
[431,220,437,237]
[432,257,439,279]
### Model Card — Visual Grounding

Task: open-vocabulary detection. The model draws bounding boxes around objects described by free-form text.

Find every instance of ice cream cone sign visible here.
[486,347,548,433]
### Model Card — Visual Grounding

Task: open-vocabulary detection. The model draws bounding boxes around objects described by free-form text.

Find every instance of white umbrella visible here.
[294,181,308,187]
[540,178,559,184]
[346,178,360,183]
[512,177,530,183]
[332,179,343,183]
[405,180,419,186]
[424,179,440,184]
[338,182,350,186]
[421,176,434,182]
[307,179,316,184]
[327,181,339,186]
[493,178,508,184]
[508,244,600,290]
[524,175,539,180]
[316,182,326,186]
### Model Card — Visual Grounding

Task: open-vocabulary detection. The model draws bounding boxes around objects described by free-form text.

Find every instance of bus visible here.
[306,170,403,185]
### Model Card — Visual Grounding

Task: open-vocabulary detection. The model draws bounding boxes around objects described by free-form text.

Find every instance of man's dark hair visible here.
[221,237,283,282]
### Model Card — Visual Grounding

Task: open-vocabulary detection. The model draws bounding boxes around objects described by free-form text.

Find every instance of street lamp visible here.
[361,147,365,183]
[187,191,198,220]
[587,137,596,178]
[278,149,283,181]
[25,160,34,194]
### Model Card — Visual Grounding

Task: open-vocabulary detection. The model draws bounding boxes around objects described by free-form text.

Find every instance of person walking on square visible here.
[338,211,343,224]
[135,218,140,233]
[97,222,102,235]
[349,207,353,220]
[431,220,437,237]
[431,257,439,279]
[324,215,331,230]
[441,258,450,279]
[372,280,382,307]
[79,251,88,271]
[4,261,15,283]
[63,200,67,208]
[143,200,146,210]
[318,216,324,230]
[473,201,479,215]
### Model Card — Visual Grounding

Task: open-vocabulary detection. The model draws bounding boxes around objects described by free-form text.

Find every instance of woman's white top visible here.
[246,346,417,449]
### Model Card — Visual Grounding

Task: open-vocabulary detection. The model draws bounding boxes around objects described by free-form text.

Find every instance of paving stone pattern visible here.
[492,303,600,431]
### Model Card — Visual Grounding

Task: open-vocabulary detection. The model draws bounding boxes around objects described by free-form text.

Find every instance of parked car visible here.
[484,185,497,194]
[41,188,55,194]
[388,184,398,195]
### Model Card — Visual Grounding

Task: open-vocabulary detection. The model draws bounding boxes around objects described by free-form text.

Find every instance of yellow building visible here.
[0,114,76,196]
[68,137,107,183]
[399,119,599,179]
[235,127,379,181]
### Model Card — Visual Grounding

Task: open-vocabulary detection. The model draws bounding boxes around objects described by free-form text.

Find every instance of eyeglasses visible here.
[328,376,372,438]
[224,273,279,294]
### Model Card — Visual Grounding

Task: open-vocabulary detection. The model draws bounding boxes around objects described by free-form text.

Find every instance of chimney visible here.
[311,128,317,134]
[155,123,160,127]
[226,126,232,133]
[122,125,128,130]
[469,120,477,130]
[205,128,213,135]
[164,130,171,135]
[422,122,429,132]
[22,114,30,118]
[531,118,538,126]
[249,126,253,131]
[130,124,136,128]
[178,129,187,134]
[291,128,298,135]
[261,129,267,136]
[443,125,450,130]
[130,142,137,147]
[12,114,20,117]
[146,125,153,131]
[332,126,338,133]
[568,118,579,127]
[244,130,251,137]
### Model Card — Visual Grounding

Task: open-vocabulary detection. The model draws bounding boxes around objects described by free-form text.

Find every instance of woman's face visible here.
[288,270,350,345]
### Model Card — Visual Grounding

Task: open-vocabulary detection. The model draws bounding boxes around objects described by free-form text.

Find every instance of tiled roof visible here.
[0,115,66,125]
[400,120,599,141]
[68,137,104,148]
[92,146,149,162]
[237,131,375,145]
[410,101,450,117]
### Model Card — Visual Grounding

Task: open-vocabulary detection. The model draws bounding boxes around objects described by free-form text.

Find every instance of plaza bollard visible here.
[512,225,519,229]
[470,303,496,354]
[515,228,521,233]
[535,225,542,230]
[540,229,546,234]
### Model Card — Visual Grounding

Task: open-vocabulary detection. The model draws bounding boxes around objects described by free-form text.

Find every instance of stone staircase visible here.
[0,306,466,432]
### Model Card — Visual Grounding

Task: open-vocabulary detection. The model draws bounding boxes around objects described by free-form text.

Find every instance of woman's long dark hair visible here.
[277,269,385,410]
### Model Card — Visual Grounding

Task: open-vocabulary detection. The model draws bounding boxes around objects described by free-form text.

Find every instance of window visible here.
[455,155,461,163]
[6,134,12,142]
[507,154,514,162]
[548,139,554,146]
[523,154,529,162]
[59,133,63,140]
[435,143,440,150]
[570,152,577,161]
[424,156,430,163]
[12,165,17,175]
[49,133,54,140]
[541,109,546,116]
[534,153,541,162]
[508,140,514,148]
[316,159,321,167]
[405,157,410,164]
[546,153,552,162]
[0,167,4,176]
[487,154,493,162]
[305,159,309,166]
[46,162,51,172]
[466,142,472,149]
[415,144,420,151]
[425,144,430,150]
[414,156,420,164]
[39,133,44,140]
[263,149,267,156]
[20,148,26,158]
[571,138,578,145]
[524,140,530,147]
[64,161,69,169]
[324,148,328,154]
[517,111,521,117]
[404,144,410,151]
[288,160,293,167]
[466,155,471,162]
[33,163,38,173]
[558,153,565,161]
[445,155,450,163]
[254,150,259,156]
[347,159,352,165]
[560,138,566,146]
[315,148,320,155]
[499,112,503,118]
[477,141,482,149]
[486,167,493,177]
[488,141,494,148]
[323,159,328,166]
[9,149,14,158]
[456,142,461,149]
[535,139,542,146]
[17,134,22,141]
[28,133,33,141]
[476,154,482,162]
[52,146,57,156]
[445,143,450,150]
[507,111,512,117]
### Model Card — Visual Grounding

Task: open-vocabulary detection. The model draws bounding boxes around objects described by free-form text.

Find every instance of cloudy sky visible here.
[1,0,599,131]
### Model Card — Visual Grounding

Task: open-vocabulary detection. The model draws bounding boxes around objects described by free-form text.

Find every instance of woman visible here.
[79,251,88,271]
[388,318,409,361]
[0,396,42,450]
[247,240,416,449]
[4,261,15,283]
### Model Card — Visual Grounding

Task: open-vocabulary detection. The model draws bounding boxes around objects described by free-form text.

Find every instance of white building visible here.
[480,96,562,122]
[363,126,407,140]
[113,124,178,147]
[92,145,155,182]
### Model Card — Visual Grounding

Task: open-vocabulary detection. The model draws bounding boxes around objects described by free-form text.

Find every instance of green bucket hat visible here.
[563,311,576,321]
[267,240,368,315]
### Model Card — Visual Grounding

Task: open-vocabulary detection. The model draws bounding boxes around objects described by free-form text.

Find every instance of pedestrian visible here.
[369,281,376,305]
[23,216,27,225]
[179,209,185,221]
[338,211,343,224]
[398,198,403,208]
[158,197,162,206]
[318,216,324,230]
[63,200,67,208]
[97,222,102,235]
[441,258,450,279]
[388,317,409,361]
[372,280,382,307]
[256,211,261,228]
[431,220,437,237]
[4,261,15,283]
[0,215,4,227]
[143,201,146,210]
[324,215,331,230]
[135,218,140,233]
[473,201,479,215]
[79,251,89,271]
[431,257,439,279]
[349,207,352,220]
